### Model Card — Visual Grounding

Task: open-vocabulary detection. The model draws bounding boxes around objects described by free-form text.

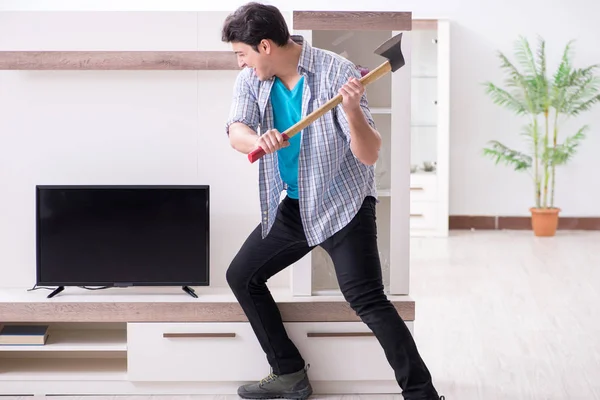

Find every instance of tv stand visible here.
[0,286,415,396]
[182,286,197,298]
[47,286,64,299]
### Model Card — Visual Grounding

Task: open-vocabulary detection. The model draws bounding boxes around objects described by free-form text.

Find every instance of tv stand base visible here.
[182,286,197,298]
[41,285,198,298]
[47,286,64,299]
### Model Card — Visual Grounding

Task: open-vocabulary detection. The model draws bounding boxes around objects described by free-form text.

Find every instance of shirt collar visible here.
[291,35,315,74]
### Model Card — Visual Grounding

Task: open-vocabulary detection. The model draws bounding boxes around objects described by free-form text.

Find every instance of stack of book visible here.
[0,324,49,346]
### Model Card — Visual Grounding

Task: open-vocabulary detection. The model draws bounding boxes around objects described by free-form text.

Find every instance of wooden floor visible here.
[410,230,600,400]
[4,230,600,399]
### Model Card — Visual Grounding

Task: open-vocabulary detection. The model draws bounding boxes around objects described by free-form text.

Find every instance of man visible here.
[221,3,441,400]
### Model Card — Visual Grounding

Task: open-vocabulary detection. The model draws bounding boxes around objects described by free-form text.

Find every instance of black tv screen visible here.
[35,185,209,289]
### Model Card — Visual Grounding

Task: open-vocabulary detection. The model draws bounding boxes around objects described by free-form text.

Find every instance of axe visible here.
[248,32,405,164]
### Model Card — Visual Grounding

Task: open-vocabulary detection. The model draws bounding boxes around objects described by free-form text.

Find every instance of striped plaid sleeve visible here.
[333,61,376,142]
[225,70,260,135]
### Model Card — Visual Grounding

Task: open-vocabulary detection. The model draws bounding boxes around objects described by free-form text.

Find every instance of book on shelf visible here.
[0,324,49,345]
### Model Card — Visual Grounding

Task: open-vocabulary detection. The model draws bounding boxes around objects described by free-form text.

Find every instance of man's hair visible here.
[221,2,290,51]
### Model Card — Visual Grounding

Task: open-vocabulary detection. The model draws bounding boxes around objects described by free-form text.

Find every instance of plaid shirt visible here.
[225,35,377,246]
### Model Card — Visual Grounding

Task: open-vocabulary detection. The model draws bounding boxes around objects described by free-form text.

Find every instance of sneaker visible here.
[237,365,313,400]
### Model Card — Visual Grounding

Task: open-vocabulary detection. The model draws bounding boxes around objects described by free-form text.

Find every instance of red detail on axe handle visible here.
[247,133,291,163]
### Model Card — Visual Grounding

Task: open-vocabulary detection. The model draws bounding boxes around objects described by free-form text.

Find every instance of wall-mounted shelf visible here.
[292,11,412,30]
[0,50,239,70]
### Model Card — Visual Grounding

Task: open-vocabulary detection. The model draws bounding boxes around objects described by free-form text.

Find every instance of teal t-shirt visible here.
[270,76,304,199]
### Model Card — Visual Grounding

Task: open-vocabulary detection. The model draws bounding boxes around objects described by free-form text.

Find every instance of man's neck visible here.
[273,39,303,90]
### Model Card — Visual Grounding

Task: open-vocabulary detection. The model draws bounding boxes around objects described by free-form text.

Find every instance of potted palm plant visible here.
[482,36,600,236]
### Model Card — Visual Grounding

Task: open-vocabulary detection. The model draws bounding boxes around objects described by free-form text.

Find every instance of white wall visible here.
[2,0,600,288]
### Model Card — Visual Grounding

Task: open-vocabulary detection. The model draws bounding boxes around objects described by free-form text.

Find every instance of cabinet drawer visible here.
[127,322,269,382]
[410,174,437,201]
[285,322,396,381]
[410,202,438,230]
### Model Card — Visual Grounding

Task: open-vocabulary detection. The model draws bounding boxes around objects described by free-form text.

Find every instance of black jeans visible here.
[226,195,439,400]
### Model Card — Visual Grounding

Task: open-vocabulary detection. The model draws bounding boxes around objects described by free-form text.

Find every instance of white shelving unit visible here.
[409,20,450,237]
[0,358,128,382]
[290,17,413,296]
[0,323,128,383]
[0,327,127,352]
[0,288,415,395]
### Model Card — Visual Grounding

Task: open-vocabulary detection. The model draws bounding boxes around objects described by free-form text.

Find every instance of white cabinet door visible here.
[127,322,269,382]
[285,322,397,381]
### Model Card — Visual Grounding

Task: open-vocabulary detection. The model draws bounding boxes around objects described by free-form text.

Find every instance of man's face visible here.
[232,41,272,81]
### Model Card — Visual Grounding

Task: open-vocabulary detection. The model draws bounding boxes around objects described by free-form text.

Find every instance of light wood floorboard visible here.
[410,230,600,400]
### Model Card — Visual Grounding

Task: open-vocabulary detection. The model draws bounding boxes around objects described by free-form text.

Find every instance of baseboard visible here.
[449,216,600,230]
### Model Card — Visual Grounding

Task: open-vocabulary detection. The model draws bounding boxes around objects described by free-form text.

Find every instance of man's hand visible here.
[337,75,381,166]
[254,129,290,154]
[339,77,365,113]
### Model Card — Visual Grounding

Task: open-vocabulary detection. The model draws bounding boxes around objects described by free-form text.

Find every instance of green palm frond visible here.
[564,74,600,115]
[535,36,547,79]
[569,93,600,116]
[554,40,574,83]
[484,82,528,114]
[483,140,532,171]
[548,126,588,165]
[514,35,538,77]
[535,38,550,111]
[551,50,573,111]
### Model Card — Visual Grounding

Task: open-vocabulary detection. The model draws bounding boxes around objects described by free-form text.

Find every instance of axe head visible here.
[374,32,405,72]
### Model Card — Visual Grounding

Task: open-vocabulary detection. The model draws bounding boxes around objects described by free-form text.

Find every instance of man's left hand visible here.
[339,77,364,113]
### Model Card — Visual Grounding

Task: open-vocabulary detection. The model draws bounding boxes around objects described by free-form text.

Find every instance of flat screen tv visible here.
[35,185,209,298]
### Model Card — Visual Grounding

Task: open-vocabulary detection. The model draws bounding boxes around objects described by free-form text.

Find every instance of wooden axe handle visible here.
[247,60,392,163]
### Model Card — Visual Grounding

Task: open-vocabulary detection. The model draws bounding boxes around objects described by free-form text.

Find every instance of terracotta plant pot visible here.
[530,207,560,237]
